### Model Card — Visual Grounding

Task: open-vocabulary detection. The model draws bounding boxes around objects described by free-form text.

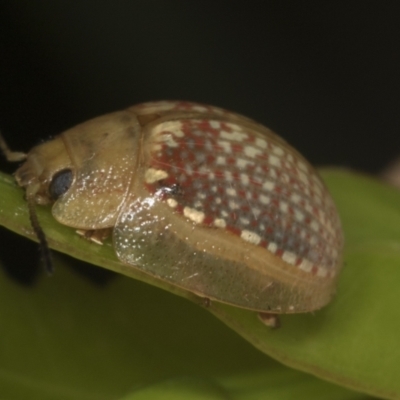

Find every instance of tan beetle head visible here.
[14,138,74,205]
[0,134,73,273]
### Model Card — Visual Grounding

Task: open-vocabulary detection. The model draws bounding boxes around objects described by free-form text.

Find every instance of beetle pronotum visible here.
[1,101,343,325]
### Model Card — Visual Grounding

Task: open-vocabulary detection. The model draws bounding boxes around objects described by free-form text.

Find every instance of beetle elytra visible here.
[0,101,343,317]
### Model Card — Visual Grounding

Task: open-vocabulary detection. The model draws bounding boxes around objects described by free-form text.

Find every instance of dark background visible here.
[0,1,399,281]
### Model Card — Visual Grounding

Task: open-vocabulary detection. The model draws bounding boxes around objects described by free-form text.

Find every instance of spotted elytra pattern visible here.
[139,101,342,280]
[7,100,343,314]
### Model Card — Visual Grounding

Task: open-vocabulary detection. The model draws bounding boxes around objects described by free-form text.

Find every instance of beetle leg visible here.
[258,312,281,329]
[199,297,211,308]
[76,228,112,245]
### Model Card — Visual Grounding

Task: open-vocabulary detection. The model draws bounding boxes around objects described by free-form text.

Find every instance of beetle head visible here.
[15,138,73,205]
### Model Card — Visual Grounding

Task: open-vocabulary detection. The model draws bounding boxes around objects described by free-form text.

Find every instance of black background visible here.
[0,1,399,281]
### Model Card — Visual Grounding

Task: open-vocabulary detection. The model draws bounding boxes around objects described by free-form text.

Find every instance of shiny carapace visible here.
[1,101,343,314]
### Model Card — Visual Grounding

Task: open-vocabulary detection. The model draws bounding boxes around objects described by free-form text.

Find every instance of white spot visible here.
[272,145,285,156]
[197,192,207,199]
[198,165,210,174]
[194,200,203,208]
[244,146,262,158]
[220,130,248,142]
[262,180,275,191]
[173,129,184,137]
[279,201,289,213]
[152,121,179,135]
[163,134,179,148]
[237,158,254,168]
[255,137,267,149]
[210,121,221,129]
[240,173,250,185]
[185,166,193,176]
[217,140,232,154]
[241,230,261,245]
[226,187,237,197]
[215,197,222,204]
[224,171,234,182]
[221,210,229,218]
[298,171,309,186]
[282,251,297,265]
[184,207,205,224]
[316,267,328,278]
[287,153,294,163]
[269,155,281,167]
[259,194,270,205]
[193,105,208,112]
[240,217,250,225]
[304,202,313,214]
[145,168,169,184]
[299,259,313,273]
[310,220,320,232]
[214,218,226,228]
[216,156,226,165]
[294,210,305,222]
[269,168,277,179]
[267,242,278,253]
[211,186,218,192]
[226,122,244,131]
[281,173,290,184]
[228,200,239,210]
[167,198,178,208]
[297,161,309,172]
[255,166,263,174]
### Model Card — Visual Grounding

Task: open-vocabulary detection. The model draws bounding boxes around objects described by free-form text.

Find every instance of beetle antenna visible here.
[0,132,53,273]
[0,131,27,162]
[26,187,53,274]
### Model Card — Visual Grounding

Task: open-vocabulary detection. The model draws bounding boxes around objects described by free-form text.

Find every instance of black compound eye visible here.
[49,169,73,200]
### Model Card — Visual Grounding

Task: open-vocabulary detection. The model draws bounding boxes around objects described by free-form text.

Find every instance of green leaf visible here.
[0,169,398,399]
[0,237,365,399]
